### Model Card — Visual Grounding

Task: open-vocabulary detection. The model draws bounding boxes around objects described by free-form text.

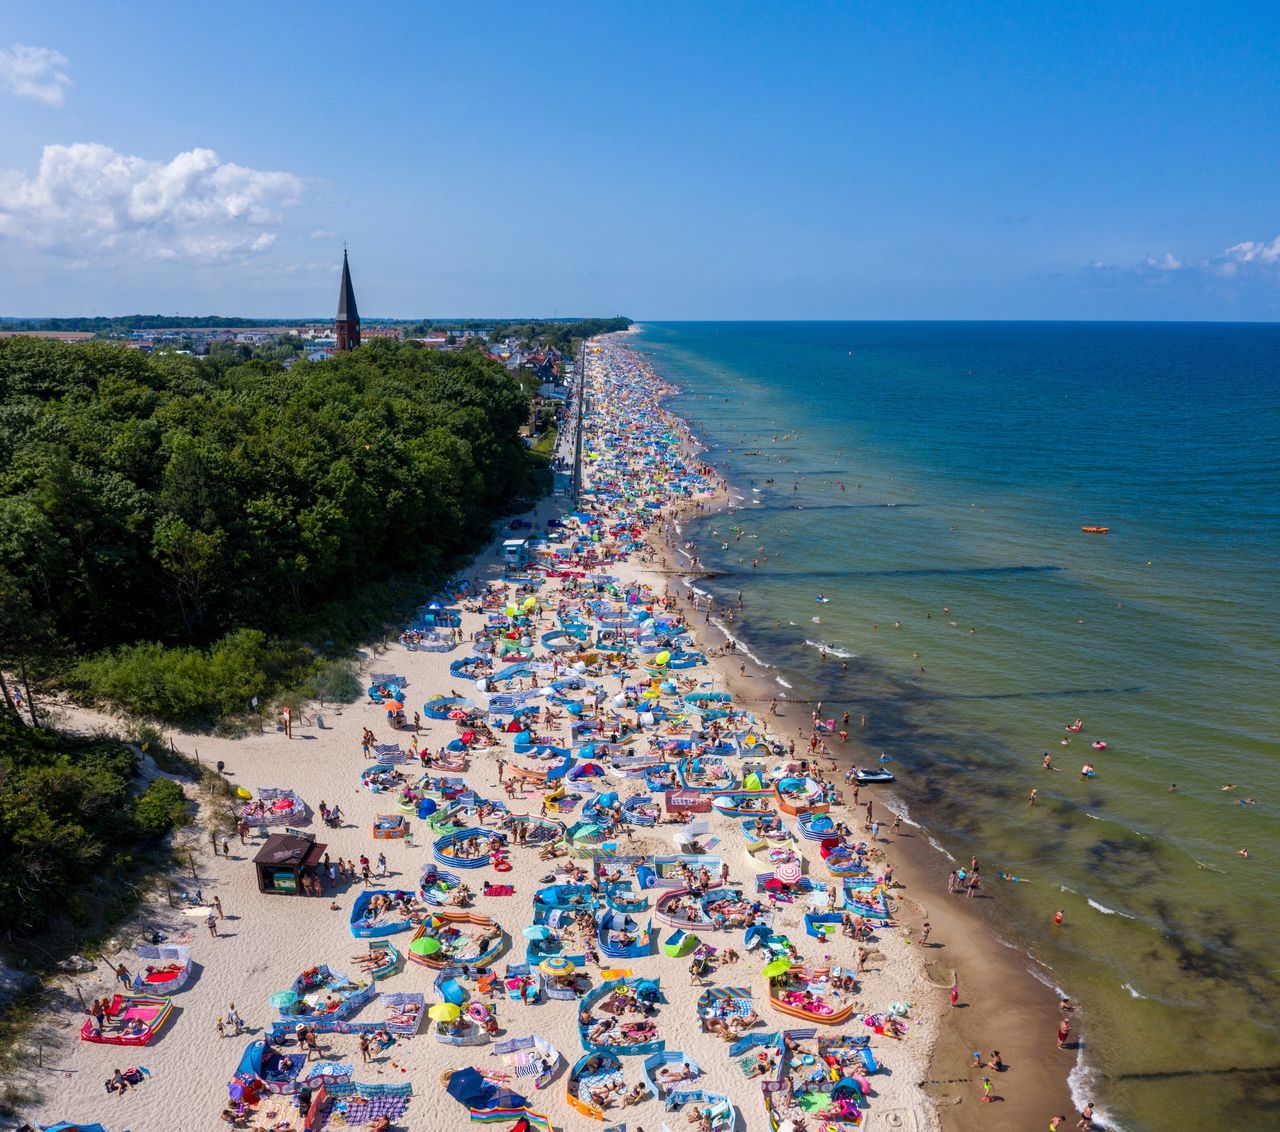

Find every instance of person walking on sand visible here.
[227,1003,243,1035]
[377,852,387,877]
[949,980,959,1008]
[282,706,292,738]
[919,921,931,946]
[115,963,132,987]
[214,895,224,919]
[222,837,230,858]
[1057,1017,1071,1048]
[980,1075,993,1103]
[207,910,219,938]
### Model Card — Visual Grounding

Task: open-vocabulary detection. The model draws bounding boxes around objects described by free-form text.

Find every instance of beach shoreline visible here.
[635,349,1078,1129]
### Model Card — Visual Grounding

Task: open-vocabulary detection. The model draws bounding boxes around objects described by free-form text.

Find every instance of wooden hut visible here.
[253,833,327,895]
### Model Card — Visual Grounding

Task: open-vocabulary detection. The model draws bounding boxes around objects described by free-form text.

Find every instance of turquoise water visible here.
[634,321,1280,1131]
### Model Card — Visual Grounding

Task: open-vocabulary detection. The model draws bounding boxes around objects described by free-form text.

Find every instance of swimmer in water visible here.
[1237,849,1250,858]
[1221,784,1237,791]
[1081,762,1095,778]
[1043,753,1055,770]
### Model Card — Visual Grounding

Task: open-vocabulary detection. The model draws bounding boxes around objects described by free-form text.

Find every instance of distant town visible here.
[0,250,629,383]
[0,319,594,376]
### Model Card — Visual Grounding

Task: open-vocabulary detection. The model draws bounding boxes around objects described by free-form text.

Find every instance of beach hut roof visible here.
[253,834,326,869]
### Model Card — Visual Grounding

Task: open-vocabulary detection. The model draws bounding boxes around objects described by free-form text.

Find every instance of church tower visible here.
[335,248,361,351]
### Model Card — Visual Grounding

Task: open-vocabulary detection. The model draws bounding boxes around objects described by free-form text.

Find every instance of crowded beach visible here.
[20,335,944,1132]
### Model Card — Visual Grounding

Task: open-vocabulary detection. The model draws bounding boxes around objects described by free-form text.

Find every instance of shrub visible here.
[74,629,274,725]
[133,778,189,837]
[302,657,363,705]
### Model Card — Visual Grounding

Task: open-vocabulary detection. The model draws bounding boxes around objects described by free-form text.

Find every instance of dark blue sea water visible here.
[633,321,1280,1131]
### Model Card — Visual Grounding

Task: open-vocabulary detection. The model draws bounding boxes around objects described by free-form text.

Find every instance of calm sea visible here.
[634,321,1280,1131]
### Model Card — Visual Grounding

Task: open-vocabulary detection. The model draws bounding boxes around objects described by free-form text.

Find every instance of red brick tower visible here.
[335,248,360,351]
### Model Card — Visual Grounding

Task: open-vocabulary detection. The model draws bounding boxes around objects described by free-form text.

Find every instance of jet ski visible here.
[853,768,896,785]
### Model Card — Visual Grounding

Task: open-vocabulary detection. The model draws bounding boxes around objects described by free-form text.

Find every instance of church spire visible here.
[335,248,361,351]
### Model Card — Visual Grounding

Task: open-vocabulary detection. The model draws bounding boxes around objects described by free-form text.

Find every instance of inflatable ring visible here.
[235,787,253,800]
[493,859,512,873]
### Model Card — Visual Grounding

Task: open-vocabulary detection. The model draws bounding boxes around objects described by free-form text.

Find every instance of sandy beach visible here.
[13,335,1064,1132]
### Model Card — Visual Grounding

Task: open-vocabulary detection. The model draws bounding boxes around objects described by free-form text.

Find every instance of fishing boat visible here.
[1081,526,1110,534]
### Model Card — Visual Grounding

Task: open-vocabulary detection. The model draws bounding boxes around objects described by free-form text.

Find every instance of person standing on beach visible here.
[1077,1101,1095,1130]
[950,980,959,1008]
[214,895,224,919]
[282,706,292,738]
[207,910,218,938]
[1057,1017,1071,1048]
[947,869,958,894]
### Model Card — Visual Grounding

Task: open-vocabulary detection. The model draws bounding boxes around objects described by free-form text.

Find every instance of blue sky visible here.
[1,0,1277,319]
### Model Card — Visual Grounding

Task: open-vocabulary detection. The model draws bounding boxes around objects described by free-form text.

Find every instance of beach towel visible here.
[484,884,515,896]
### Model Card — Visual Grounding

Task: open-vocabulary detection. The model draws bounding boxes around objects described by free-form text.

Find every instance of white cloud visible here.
[0,44,72,106]
[0,143,302,260]
[1218,236,1280,267]
[310,228,338,239]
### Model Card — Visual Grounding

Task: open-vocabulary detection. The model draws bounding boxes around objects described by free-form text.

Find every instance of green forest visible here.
[0,336,545,724]
[0,713,189,937]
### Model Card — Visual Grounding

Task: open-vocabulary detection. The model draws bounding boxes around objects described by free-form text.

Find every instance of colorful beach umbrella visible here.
[762,957,792,979]
[775,861,803,885]
[384,700,405,711]
[269,990,299,1009]
[522,924,553,940]
[428,1002,461,1022]
[410,935,442,956]
[539,955,576,977]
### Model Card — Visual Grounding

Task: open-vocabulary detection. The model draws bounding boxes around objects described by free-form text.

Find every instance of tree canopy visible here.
[0,336,541,721]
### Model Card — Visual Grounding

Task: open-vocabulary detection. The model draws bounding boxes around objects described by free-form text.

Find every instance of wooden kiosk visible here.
[253,832,327,895]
